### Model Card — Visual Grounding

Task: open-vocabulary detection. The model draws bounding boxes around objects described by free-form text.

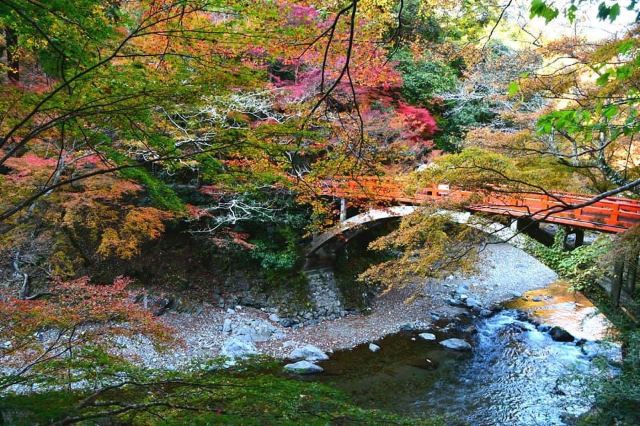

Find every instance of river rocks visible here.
[369,343,381,352]
[221,338,257,359]
[222,318,232,333]
[399,321,427,331]
[464,297,483,311]
[268,313,280,323]
[537,323,552,332]
[221,318,281,343]
[233,320,280,343]
[418,332,436,341]
[549,326,574,342]
[439,338,472,351]
[447,298,465,307]
[289,344,329,361]
[283,360,324,374]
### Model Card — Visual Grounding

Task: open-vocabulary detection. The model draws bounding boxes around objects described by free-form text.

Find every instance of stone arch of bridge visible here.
[304,206,540,269]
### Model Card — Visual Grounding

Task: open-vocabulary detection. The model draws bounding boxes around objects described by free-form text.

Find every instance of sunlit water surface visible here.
[309,282,618,425]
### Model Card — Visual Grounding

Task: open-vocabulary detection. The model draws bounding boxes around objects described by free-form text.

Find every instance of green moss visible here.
[0,358,440,425]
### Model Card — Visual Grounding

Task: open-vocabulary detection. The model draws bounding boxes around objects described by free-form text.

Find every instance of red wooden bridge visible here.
[320,177,640,233]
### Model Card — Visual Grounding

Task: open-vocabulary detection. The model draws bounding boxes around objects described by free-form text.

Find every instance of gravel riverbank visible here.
[119,243,558,369]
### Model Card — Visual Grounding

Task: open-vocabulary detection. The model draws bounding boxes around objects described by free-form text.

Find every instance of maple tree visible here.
[0,275,170,392]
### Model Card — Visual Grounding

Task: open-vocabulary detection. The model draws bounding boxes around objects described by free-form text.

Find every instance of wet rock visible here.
[399,322,419,331]
[465,297,482,310]
[549,326,574,342]
[479,309,492,317]
[418,332,436,341]
[439,338,472,351]
[369,343,381,352]
[537,323,552,332]
[289,344,329,361]
[284,361,323,374]
[447,298,464,307]
[221,338,257,359]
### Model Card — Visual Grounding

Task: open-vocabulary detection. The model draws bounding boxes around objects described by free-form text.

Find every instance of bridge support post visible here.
[574,229,584,248]
[627,248,640,295]
[563,227,585,250]
[515,217,554,246]
[339,198,347,222]
[612,259,625,307]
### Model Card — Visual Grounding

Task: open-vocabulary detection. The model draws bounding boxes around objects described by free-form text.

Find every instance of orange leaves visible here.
[96,207,172,259]
[0,275,172,364]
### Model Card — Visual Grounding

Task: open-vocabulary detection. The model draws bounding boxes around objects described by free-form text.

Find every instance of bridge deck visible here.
[320,177,640,233]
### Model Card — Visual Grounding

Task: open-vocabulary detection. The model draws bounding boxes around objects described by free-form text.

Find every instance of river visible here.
[308,281,620,425]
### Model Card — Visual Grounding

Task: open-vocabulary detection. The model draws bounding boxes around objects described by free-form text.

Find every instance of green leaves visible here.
[598,2,622,22]
[530,0,560,23]
[507,80,520,96]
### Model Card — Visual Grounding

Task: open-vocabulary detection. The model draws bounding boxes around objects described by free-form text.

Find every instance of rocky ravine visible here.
[116,243,558,369]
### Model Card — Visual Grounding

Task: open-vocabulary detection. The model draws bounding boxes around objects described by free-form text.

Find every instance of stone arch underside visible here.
[306,206,528,259]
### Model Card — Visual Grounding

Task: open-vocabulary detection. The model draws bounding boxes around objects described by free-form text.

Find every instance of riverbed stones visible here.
[399,321,421,331]
[464,297,483,310]
[268,313,280,322]
[235,322,278,343]
[221,338,257,359]
[283,360,324,374]
[289,344,329,361]
[549,326,574,342]
[369,343,381,352]
[222,318,232,333]
[439,338,472,351]
[418,332,436,341]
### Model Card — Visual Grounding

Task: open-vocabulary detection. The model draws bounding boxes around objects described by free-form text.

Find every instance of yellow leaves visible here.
[413,147,579,194]
[96,207,171,259]
[359,208,481,294]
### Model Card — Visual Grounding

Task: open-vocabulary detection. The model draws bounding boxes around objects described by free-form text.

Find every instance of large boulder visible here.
[232,319,279,343]
[220,338,258,359]
[439,338,472,351]
[283,360,324,374]
[549,326,574,342]
[289,344,329,361]
[369,343,381,352]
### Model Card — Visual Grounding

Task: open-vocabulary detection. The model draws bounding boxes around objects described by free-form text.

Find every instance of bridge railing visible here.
[319,176,640,233]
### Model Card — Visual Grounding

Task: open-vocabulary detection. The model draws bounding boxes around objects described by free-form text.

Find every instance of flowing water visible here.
[310,282,619,425]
